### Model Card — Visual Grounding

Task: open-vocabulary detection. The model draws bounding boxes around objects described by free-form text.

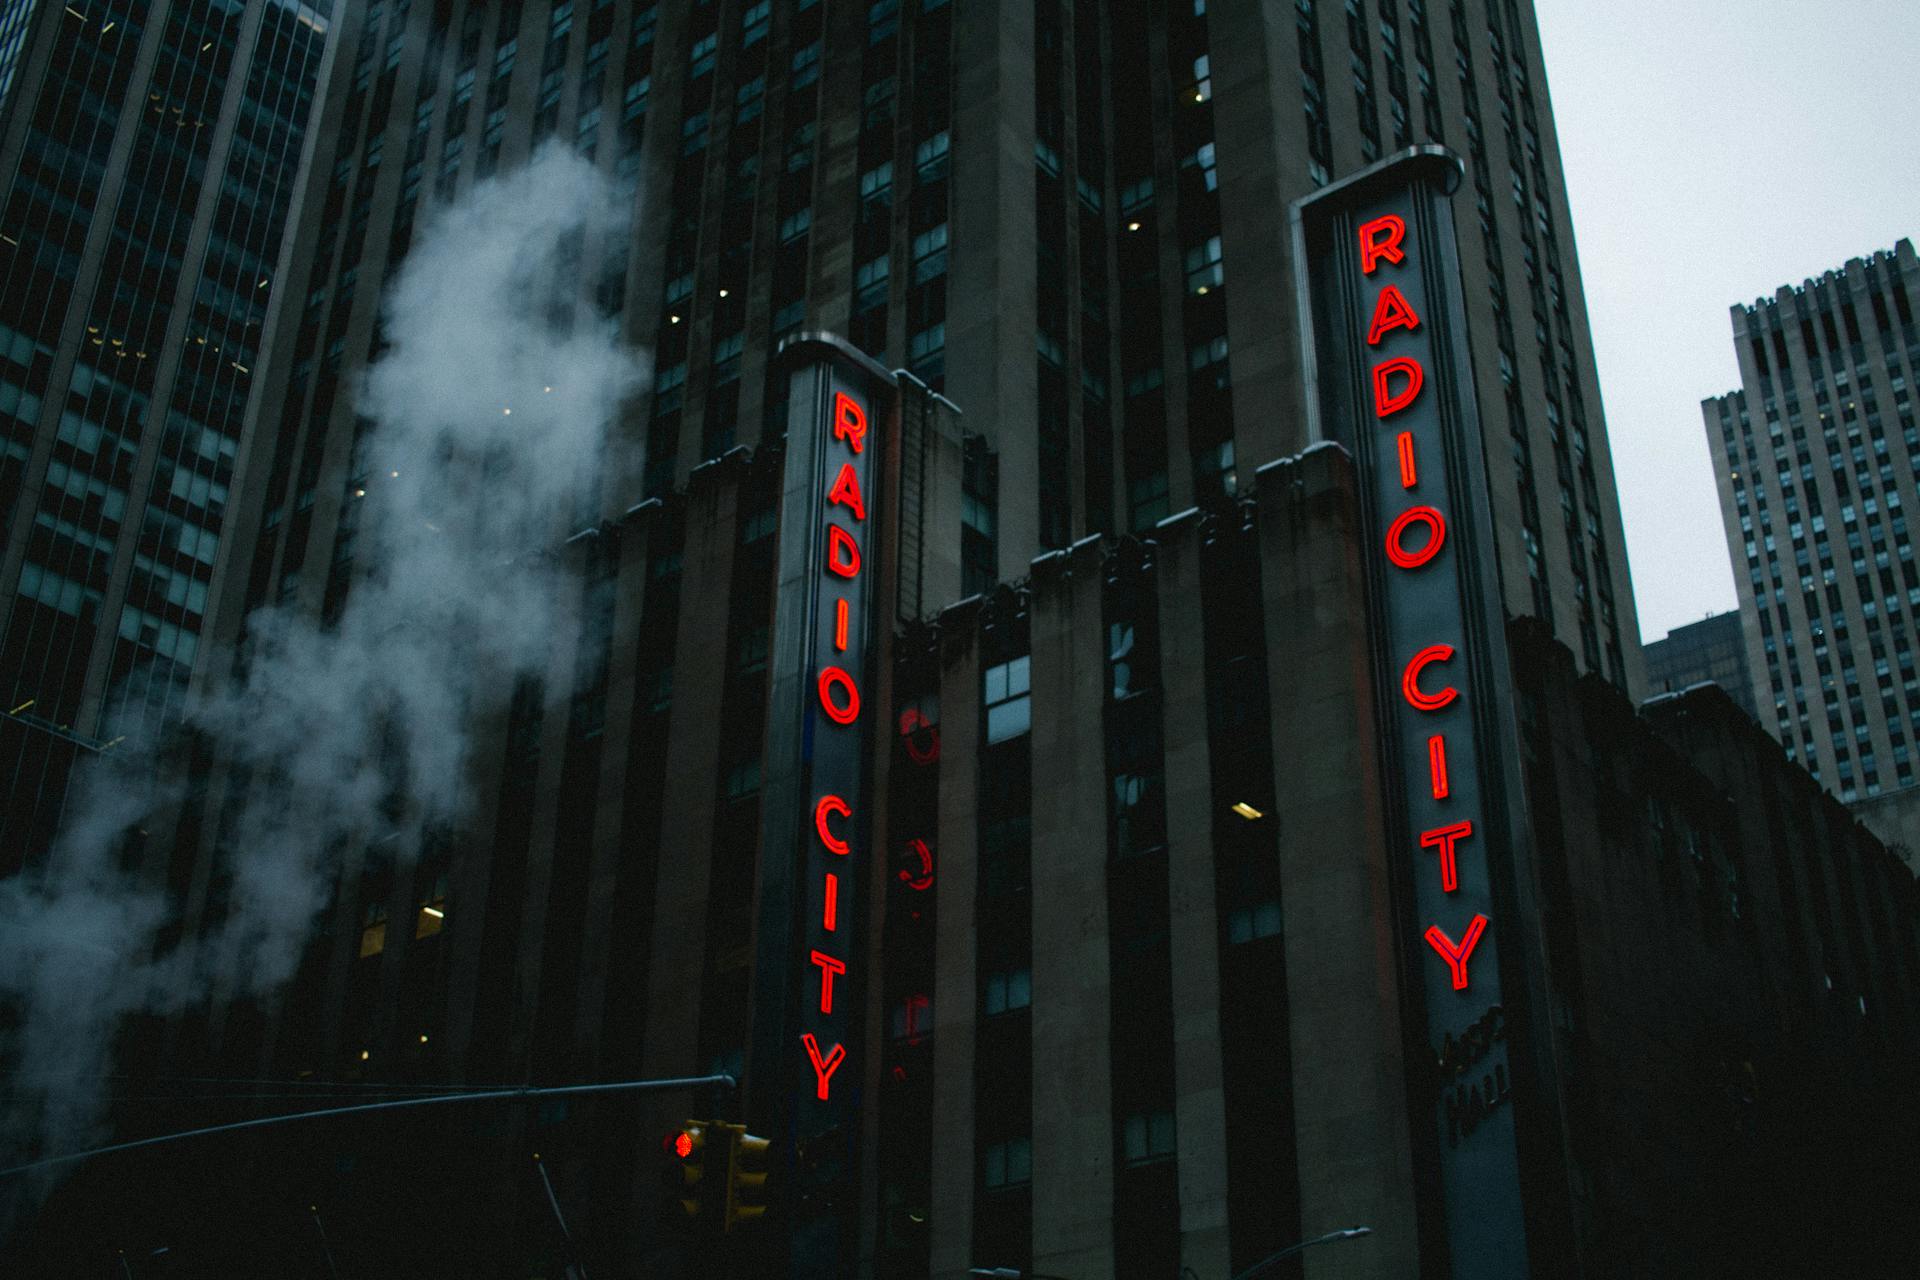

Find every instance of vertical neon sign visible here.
[1293,149,1569,1276]
[749,335,900,1279]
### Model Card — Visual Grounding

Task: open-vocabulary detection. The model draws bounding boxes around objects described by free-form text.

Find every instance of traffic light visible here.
[660,1121,714,1227]
[720,1123,772,1232]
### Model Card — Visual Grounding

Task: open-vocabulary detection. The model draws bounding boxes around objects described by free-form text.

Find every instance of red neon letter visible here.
[1420,820,1474,893]
[1428,734,1450,799]
[823,871,839,929]
[800,1033,847,1100]
[1373,357,1425,418]
[818,666,861,724]
[833,392,867,453]
[810,950,847,1014]
[1385,504,1446,569]
[1402,644,1459,712]
[827,462,866,520]
[835,598,849,652]
[898,707,941,765]
[1397,431,1418,489]
[898,837,934,891]
[814,794,851,854]
[1425,915,1489,991]
[1359,214,1407,274]
[827,523,862,578]
[1366,285,1422,345]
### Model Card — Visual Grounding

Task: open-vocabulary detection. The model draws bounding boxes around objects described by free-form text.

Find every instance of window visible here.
[982,1136,1032,1190]
[859,160,893,200]
[855,256,890,309]
[983,967,1031,1015]
[414,875,448,939]
[688,31,718,77]
[985,656,1031,743]
[1122,1110,1176,1165]
[1181,140,1218,191]
[791,40,823,89]
[358,903,388,959]
[911,223,949,283]
[1184,235,1223,294]
[914,130,950,180]
[741,0,771,44]
[1226,900,1281,943]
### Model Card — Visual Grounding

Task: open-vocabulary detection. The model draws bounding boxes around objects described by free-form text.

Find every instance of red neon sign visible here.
[1357,194,1494,1004]
[1372,356,1425,418]
[1424,915,1488,991]
[1401,644,1460,712]
[1358,214,1407,274]
[794,374,880,1106]
[1384,504,1446,569]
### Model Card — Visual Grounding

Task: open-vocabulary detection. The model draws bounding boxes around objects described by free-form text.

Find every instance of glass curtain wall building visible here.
[0,0,333,870]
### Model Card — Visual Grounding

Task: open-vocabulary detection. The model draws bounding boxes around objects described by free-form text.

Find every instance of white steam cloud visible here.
[0,144,646,1210]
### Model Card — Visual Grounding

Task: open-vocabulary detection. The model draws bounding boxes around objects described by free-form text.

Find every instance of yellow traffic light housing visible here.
[662,1121,712,1224]
[719,1122,773,1232]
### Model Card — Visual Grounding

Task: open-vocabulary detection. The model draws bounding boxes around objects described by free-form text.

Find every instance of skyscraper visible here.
[0,0,334,869]
[1702,238,1920,861]
[1644,610,1757,720]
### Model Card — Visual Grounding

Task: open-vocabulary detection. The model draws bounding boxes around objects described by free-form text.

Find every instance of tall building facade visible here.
[1643,609,1757,719]
[1703,239,1920,862]
[0,0,1739,1274]
[0,0,335,869]
[0,0,1647,866]
[206,0,1641,728]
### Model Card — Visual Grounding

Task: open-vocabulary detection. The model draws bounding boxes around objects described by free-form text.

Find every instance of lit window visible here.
[414,875,447,939]
[358,904,388,958]
[1184,235,1223,294]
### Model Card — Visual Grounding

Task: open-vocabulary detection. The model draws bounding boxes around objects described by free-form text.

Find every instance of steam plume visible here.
[0,143,646,1212]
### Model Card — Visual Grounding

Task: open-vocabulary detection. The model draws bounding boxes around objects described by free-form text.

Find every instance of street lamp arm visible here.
[1229,1226,1375,1280]
[0,1073,738,1179]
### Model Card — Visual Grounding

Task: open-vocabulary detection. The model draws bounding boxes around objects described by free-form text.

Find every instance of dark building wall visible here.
[1512,617,1920,1276]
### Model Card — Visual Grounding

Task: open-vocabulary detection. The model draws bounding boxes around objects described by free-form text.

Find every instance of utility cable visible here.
[1,1073,737,1178]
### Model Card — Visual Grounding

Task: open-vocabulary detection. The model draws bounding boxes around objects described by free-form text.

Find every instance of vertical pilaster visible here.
[1255,448,1421,1278]
[1027,538,1115,1275]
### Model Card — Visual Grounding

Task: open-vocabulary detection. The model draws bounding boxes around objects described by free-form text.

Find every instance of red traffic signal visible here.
[666,1129,694,1160]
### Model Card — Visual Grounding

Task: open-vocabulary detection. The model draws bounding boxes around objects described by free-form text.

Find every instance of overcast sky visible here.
[1533,0,1920,643]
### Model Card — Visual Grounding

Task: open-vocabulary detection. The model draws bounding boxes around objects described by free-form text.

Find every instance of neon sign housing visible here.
[747,334,901,1278]
[1293,148,1572,1276]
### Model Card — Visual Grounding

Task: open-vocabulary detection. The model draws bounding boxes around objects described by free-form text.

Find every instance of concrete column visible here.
[638,455,743,1081]
[945,0,1038,579]
[1206,0,1310,474]
[1254,447,1421,1278]
[1027,537,1115,1276]
[929,606,981,1280]
[1155,510,1232,1278]
[571,510,656,1063]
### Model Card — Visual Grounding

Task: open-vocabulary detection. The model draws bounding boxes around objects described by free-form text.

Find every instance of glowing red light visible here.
[1372,355,1425,418]
[671,1130,693,1159]
[1359,214,1407,274]
[1385,504,1446,569]
[1401,643,1460,712]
